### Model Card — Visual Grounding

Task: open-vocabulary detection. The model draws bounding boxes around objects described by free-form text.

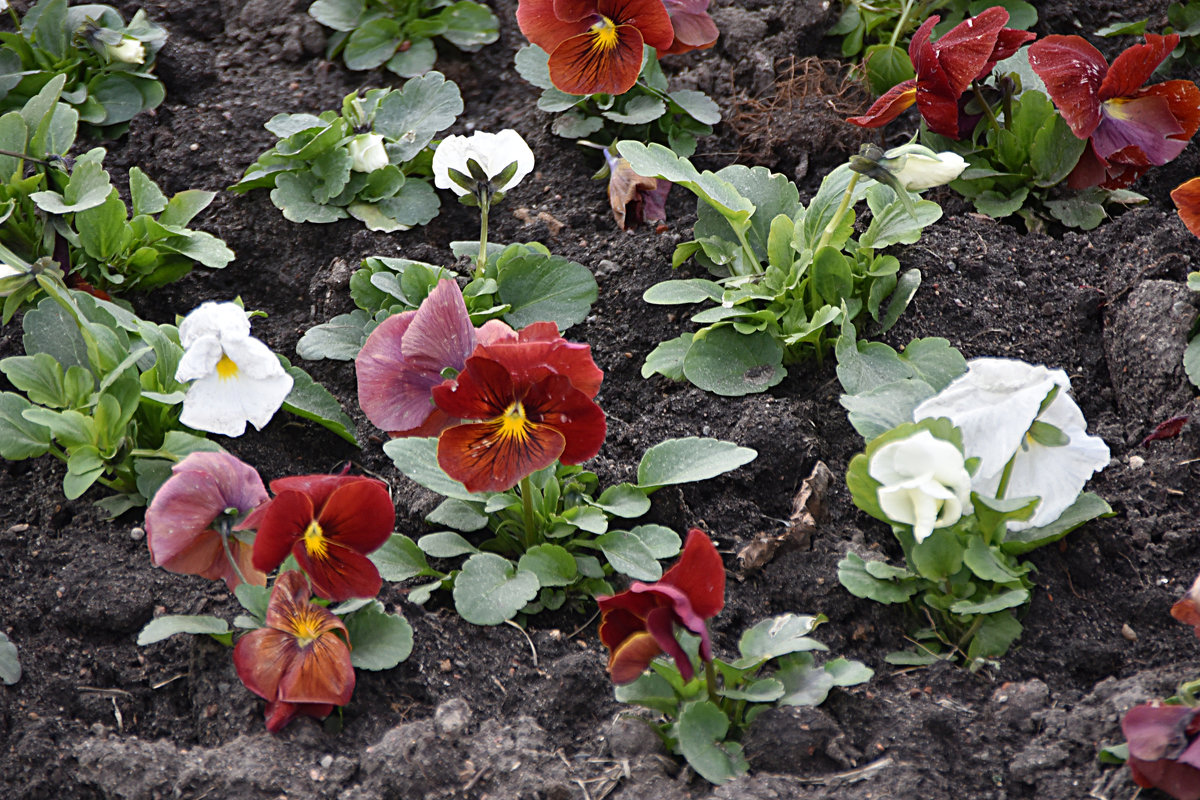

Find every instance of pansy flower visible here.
[1030,33,1200,189]
[848,7,1034,139]
[432,130,536,198]
[1172,177,1200,240]
[233,571,355,732]
[516,0,675,95]
[247,474,394,602]
[1122,703,1200,800]
[431,322,605,493]
[659,0,719,56]
[145,451,268,590]
[597,529,725,684]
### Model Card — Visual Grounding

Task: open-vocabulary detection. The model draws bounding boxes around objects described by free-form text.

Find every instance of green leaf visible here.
[1000,493,1114,555]
[386,37,437,77]
[837,553,919,604]
[592,483,651,518]
[719,677,785,702]
[0,632,19,685]
[675,700,748,785]
[552,112,604,139]
[129,166,169,216]
[75,190,128,262]
[614,671,680,715]
[824,657,873,687]
[1046,196,1106,230]
[596,525,682,580]
[497,253,598,331]
[426,498,488,532]
[370,534,431,582]
[453,554,539,625]
[514,44,554,90]
[344,601,413,670]
[517,544,578,587]
[439,1,500,50]
[949,587,1030,615]
[296,310,371,361]
[863,44,914,96]
[858,195,942,250]
[642,334,693,381]
[736,613,828,667]
[343,17,402,70]
[616,141,754,225]
[637,436,757,488]
[669,90,720,125]
[309,0,365,31]
[0,393,52,459]
[966,612,1023,662]
[643,279,724,305]
[683,327,784,396]
[383,436,478,501]
[417,530,480,558]
[776,653,838,707]
[31,158,112,213]
[1,352,68,407]
[271,172,347,224]
[137,615,230,646]
[280,357,358,445]
[603,95,665,125]
[374,72,464,162]
[812,246,854,305]
[910,527,964,582]
[841,379,936,440]
[963,537,1025,582]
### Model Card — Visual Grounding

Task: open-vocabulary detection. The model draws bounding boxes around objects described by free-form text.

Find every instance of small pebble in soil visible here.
[434,698,472,739]
[1128,455,1146,469]
[130,527,145,541]
[1121,623,1137,642]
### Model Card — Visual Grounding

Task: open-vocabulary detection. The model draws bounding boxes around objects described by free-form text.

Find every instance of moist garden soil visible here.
[3,0,1200,798]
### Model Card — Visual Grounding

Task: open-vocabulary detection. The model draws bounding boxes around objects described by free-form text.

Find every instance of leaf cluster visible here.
[309,0,498,78]
[617,614,872,784]
[0,0,167,137]
[229,76,463,231]
[1097,1,1200,72]
[373,437,757,624]
[621,141,936,396]
[297,242,598,362]
[0,76,232,301]
[515,45,719,157]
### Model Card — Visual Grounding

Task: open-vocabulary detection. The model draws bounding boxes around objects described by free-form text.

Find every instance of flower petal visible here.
[234,627,297,702]
[174,335,223,383]
[294,543,383,601]
[318,479,395,554]
[1092,94,1186,164]
[598,603,654,651]
[1028,35,1107,138]
[601,0,674,51]
[251,490,316,572]
[847,80,918,129]
[927,7,1010,95]
[278,631,355,706]
[523,374,606,464]
[437,418,566,493]
[645,604,694,682]
[1099,33,1181,101]
[607,630,663,684]
[548,24,645,96]
[432,354,515,420]
[178,302,250,348]
[658,529,724,620]
[357,311,452,433]
[1141,80,1200,144]
[1172,177,1200,240]
[268,474,366,512]
[518,0,592,53]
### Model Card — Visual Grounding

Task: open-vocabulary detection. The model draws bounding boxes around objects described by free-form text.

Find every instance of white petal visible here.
[179,369,293,437]
[221,335,289,380]
[432,135,473,196]
[178,302,250,348]
[489,129,535,190]
[174,336,223,382]
[1001,425,1110,530]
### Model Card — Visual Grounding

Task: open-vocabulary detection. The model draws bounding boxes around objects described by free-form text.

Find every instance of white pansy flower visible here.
[174,302,294,437]
[107,36,146,65]
[432,129,535,196]
[878,144,967,191]
[347,133,389,173]
[868,429,973,542]
[914,358,1110,530]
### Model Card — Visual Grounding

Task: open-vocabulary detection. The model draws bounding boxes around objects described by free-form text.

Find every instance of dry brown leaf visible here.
[738,460,833,570]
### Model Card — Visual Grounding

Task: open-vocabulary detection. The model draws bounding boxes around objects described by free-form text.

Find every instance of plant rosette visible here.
[0,0,167,136]
[229,77,464,232]
[600,531,872,785]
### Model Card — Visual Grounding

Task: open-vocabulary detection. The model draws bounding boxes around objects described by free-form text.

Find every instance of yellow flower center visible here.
[290,606,324,647]
[215,354,239,380]
[591,16,620,52]
[303,519,329,560]
[495,401,533,444]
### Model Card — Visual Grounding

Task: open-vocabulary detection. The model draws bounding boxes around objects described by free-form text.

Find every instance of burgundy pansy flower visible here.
[597,529,725,684]
[1122,703,1200,800]
[516,0,675,95]
[848,7,1034,139]
[659,0,718,56]
[233,571,355,732]
[145,451,268,590]
[431,322,605,493]
[1173,177,1200,240]
[1030,33,1200,189]
[247,474,394,602]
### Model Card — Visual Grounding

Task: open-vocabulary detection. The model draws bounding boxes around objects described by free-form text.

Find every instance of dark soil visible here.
[3,0,1200,798]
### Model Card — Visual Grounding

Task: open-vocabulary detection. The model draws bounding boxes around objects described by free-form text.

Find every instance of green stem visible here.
[520,475,537,550]
[475,194,490,280]
[1179,678,1200,706]
[704,655,720,704]
[887,0,917,48]
[994,452,1017,500]
[956,615,984,653]
[731,224,760,276]
[219,519,251,588]
[816,172,861,252]
[971,81,1002,136]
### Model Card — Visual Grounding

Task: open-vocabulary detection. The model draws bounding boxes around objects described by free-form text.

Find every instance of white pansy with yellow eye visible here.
[868,429,973,542]
[175,302,293,437]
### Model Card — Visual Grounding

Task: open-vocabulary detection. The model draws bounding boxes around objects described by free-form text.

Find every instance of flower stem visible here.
[816,172,861,252]
[971,81,1002,136]
[704,653,720,704]
[520,475,537,550]
[995,452,1016,500]
[888,0,917,48]
[218,517,250,588]
[475,194,490,280]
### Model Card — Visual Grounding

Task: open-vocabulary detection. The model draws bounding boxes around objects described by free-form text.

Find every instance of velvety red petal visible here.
[659,10,718,56]
[523,374,606,464]
[598,606,650,651]
[548,24,645,96]
[929,7,1009,95]
[1128,756,1200,800]
[1172,177,1200,240]
[519,0,592,52]
[476,325,604,399]
[389,407,457,438]
[1066,141,1109,189]
[233,627,297,702]
[597,587,660,625]
[251,491,315,573]
[983,28,1036,76]
[1100,34,1181,100]
[846,80,917,128]
[268,474,363,512]
[607,630,663,684]
[555,0,598,21]
[262,700,335,732]
[645,604,694,682]
[1028,35,1107,138]
[915,87,966,139]
[437,419,566,493]
[294,543,383,602]
[278,633,355,706]
[264,571,317,630]
[1141,80,1200,142]
[907,14,939,69]
[601,0,674,51]
[432,355,514,420]
[317,479,395,554]
[1099,143,1155,189]
[659,529,725,620]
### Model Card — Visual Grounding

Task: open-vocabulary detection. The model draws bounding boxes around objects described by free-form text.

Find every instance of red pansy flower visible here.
[431,322,605,493]
[659,0,719,56]
[247,474,395,602]
[848,7,1034,139]
[145,451,268,591]
[597,529,725,684]
[1030,33,1200,189]
[1173,177,1200,240]
[1122,703,1200,800]
[516,0,675,95]
[233,571,355,732]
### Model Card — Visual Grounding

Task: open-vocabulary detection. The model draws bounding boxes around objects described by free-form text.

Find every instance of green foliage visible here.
[616,615,872,785]
[1097,1,1200,72]
[515,44,718,157]
[0,0,167,137]
[0,630,20,685]
[230,77,463,231]
[309,0,499,77]
[379,437,756,624]
[621,142,937,395]
[1183,271,1200,389]
[296,243,599,361]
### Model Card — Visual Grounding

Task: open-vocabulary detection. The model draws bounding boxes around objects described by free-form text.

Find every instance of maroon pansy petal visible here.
[437,418,567,493]
[548,24,646,96]
[1124,703,1199,761]
[927,7,1009,95]
[233,626,297,703]
[607,630,663,684]
[602,0,675,50]
[294,542,383,602]
[555,0,598,21]
[597,586,661,623]
[518,0,592,52]
[251,491,316,572]
[982,28,1036,77]
[1100,33,1181,100]
[847,80,917,128]
[1065,142,1110,189]
[1028,35,1107,138]
[523,374,606,465]
[916,85,968,139]
[659,529,726,620]
[263,700,335,733]
[645,604,694,682]
[432,355,515,421]
[277,631,355,706]
[1128,756,1200,800]
[598,605,650,651]
[1143,80,1200,142]
[268,475,363,513]
[317,479,395,554]
[400,280,477,372]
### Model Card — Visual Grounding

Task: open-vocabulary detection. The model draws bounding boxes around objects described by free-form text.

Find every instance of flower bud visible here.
[347,133,389,173]
[868,429,972,542]
[878,144,967,191]
[106,36,146,65]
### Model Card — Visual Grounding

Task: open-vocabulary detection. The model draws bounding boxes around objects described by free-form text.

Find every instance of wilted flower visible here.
[1173,177,1200,240]
[1172,573,1200,638]
[605,150,671,230]
[432,130,535,197]
[914,358,1110,530]
[145,451,268,590]
[877,143,967,191]
[347,133,389,173]
[248,474,395,602]
[233,571,355,732]
[597,529,725,684]
[1030,33,1200,189]
[175,302,294,438]
[106,36,146,64]
[660,0,719,56]
[1122,703,1200,800]
[867,429,972,542]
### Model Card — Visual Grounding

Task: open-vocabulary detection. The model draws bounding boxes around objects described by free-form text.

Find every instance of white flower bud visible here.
[879,144,967,191]
[347,133,389,173]
[107,36,146,65]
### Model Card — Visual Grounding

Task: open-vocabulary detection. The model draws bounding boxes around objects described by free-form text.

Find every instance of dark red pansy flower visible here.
[431,326,605,493]
[659,0,718,56]
[517,0,675,95]
[1030,33,1200,189]
[1173,177,1200,240]
[247,474,394,602]
[233,571,355,732]
[848,7,1034,139]
[597,529,725,684]
[1122,703,1200,800]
